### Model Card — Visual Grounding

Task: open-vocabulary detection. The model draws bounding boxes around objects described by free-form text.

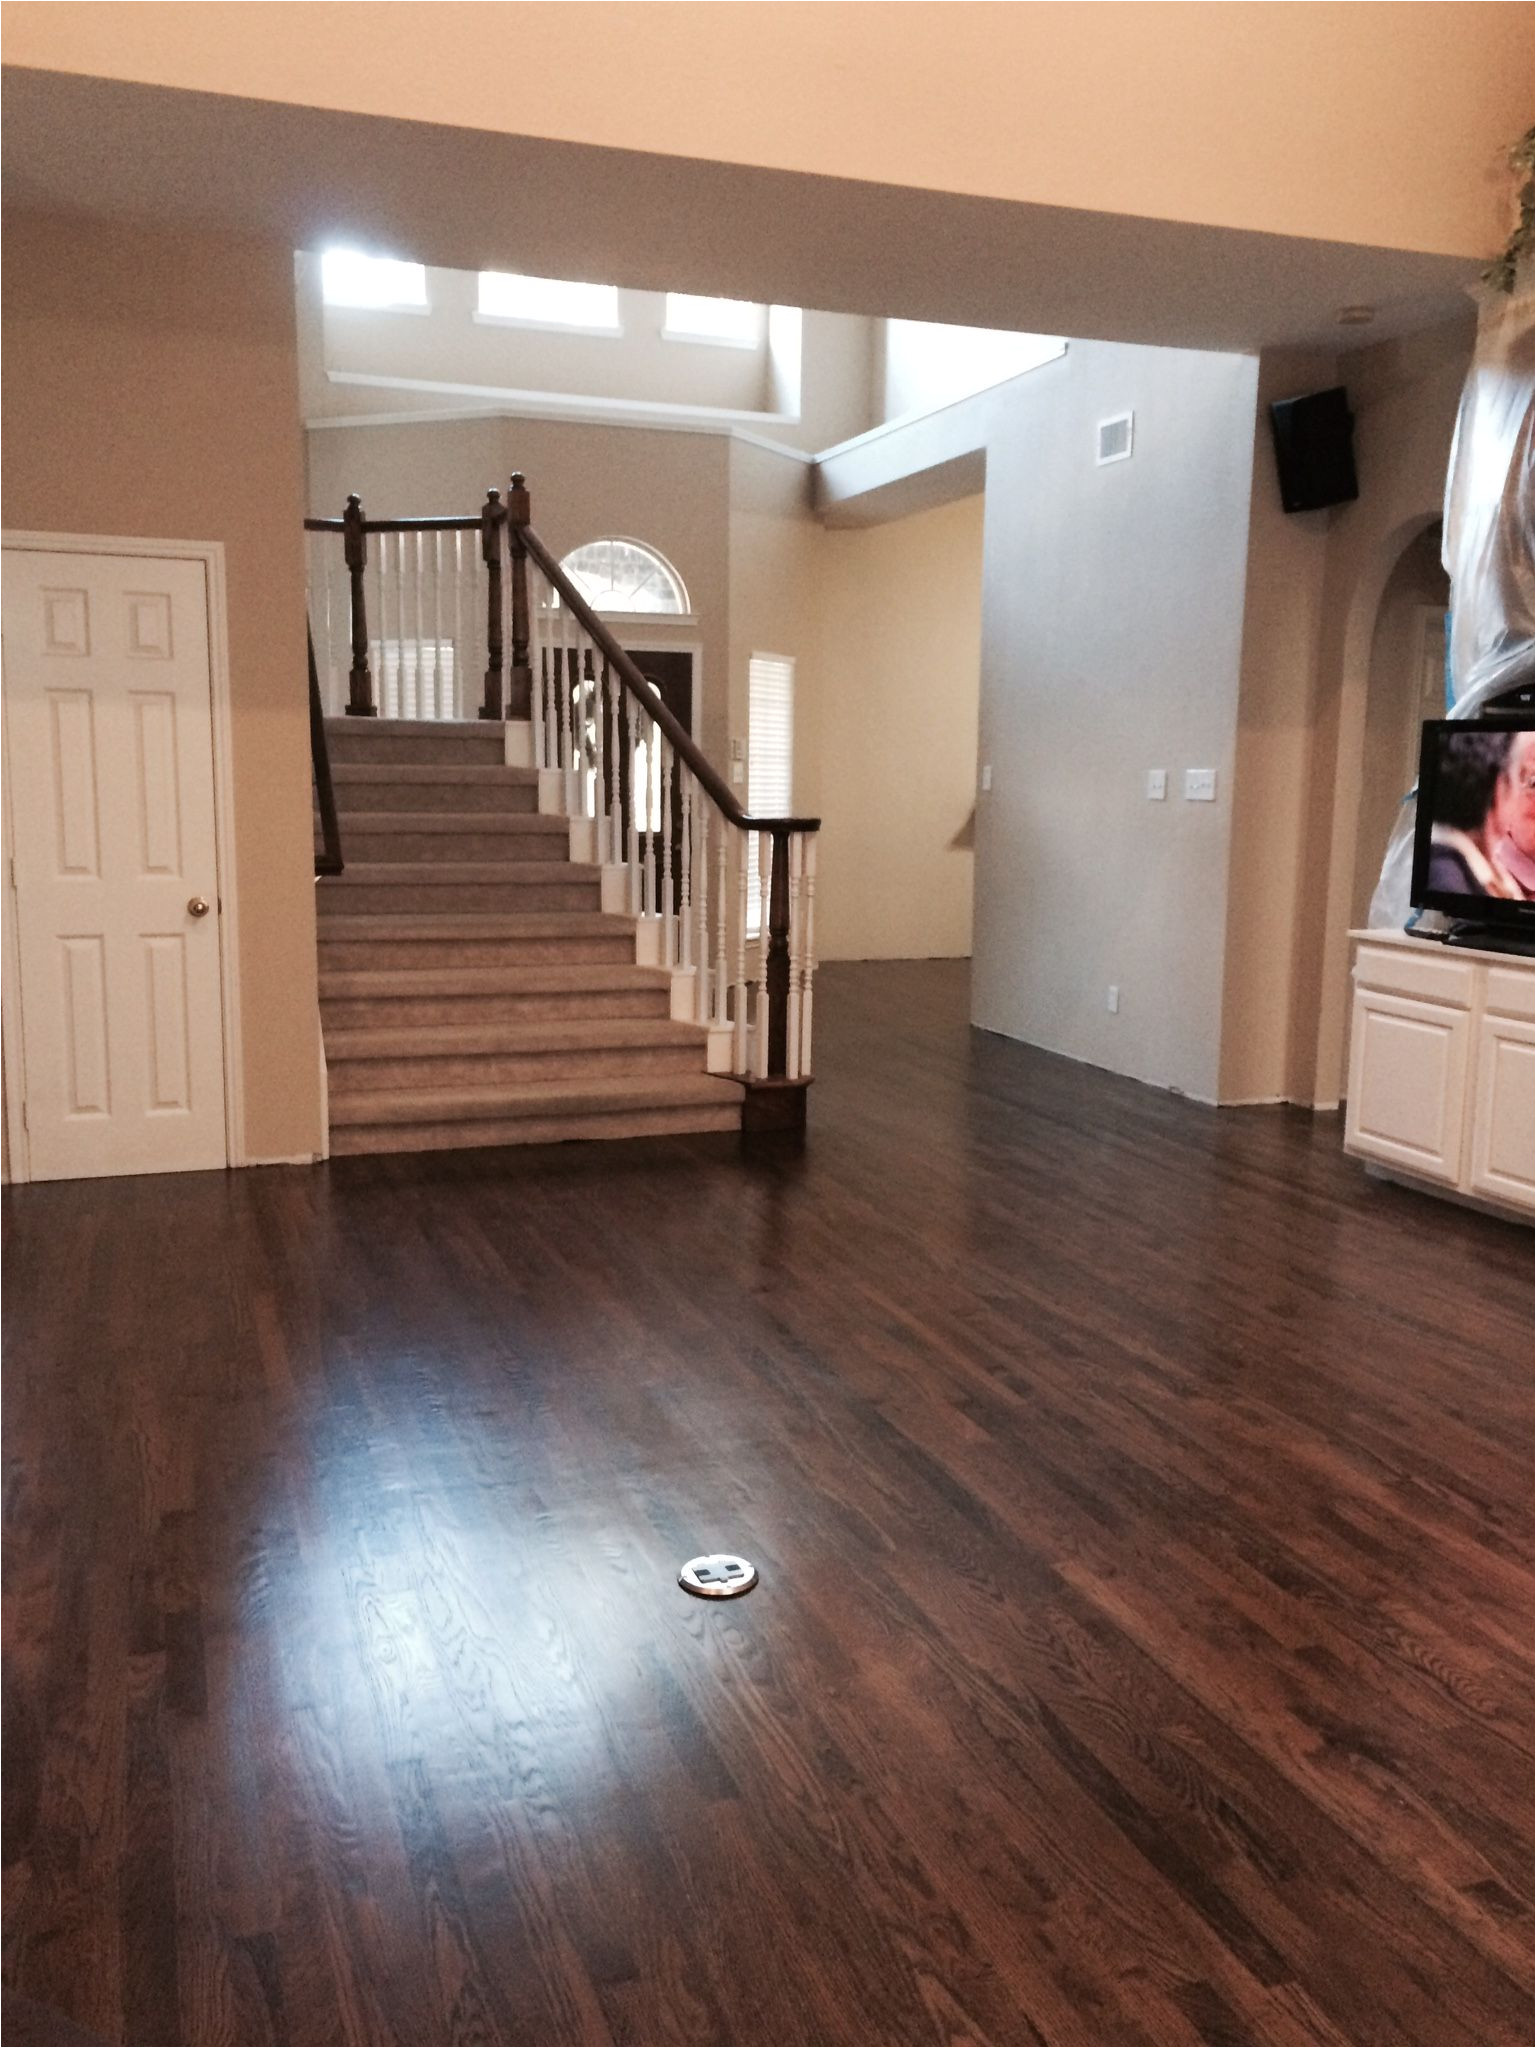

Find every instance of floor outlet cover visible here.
[678,1553,758,1598]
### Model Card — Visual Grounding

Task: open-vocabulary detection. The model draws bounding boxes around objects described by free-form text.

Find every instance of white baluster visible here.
[395,530,410,718]
[627,697,643,915]
[413,531,427,719]
[453,531,467,717]
[660,735,674,965]
[370,537,386,714]
[592,646,607,837]
[734,831,750,1074]
[528,572,545,769]
[694,789,710,1022]
[754,833,772,1078]
[786,834,804,1081]
[644,723,659,921]
[678,766,693,974]
[431,532,444,719]
[557,600,572,791]
[799,834,818,1077]
[715,824,730,1028]
[606,657,623,862]
[324,540,344,712]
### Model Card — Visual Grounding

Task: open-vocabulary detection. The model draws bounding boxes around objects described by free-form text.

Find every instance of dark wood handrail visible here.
[308,624,343,876]
[304,515,483,534]
[514,519,821,834]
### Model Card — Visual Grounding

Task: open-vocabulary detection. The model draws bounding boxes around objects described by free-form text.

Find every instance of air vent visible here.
[1097,412,1134,465]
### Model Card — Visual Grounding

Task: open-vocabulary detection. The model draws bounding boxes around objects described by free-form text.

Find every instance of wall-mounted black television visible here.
[1410,718,1534,946]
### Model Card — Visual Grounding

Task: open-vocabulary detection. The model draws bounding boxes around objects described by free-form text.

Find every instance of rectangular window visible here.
[747,653,795,935]
[321,250,428,310]
[664,293,764,346]
[477,272,621,330]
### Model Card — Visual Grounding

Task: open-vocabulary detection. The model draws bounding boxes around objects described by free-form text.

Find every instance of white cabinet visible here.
[1467,1012,1535,1209]
[1345,932,1533,1221]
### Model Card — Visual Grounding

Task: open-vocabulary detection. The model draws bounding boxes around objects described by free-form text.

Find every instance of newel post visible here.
[765,826,792,1077]
[479,487,505,720]
[506,471,532,721]
[342,493,375,716]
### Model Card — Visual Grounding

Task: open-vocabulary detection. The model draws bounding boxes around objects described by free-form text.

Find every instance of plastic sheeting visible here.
[1370,273,1535,930]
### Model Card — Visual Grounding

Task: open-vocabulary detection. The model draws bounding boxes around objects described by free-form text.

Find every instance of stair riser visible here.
[328,734,508,768]
[338,830,569,864]
[329,1105,741,1154]
[318,883,600,916]
[321,991,669,1029]
[336,782,539,814]
[319,937,636,969]
[329,1045,707,1092]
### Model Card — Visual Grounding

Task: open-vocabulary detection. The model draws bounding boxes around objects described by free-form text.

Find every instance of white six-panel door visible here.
[4,548,228,1180]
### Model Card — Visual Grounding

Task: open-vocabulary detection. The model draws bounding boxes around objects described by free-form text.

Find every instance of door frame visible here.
[1,531,244,1183]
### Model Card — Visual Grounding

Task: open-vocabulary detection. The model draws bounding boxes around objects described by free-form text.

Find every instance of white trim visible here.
[1,702,29,1183]
[471,311,624,339]
[815,344,1071,465]
[1,530,246,1169]
[322,370,802,433]
[308,403,814,464]
[660,326,763,352]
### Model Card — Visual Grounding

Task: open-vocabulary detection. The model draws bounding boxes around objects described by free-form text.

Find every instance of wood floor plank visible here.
[4,960,1530,2046]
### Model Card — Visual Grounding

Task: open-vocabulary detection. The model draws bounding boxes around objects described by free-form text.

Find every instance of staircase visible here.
[317,718,744,1155]
[307,474,820,1161]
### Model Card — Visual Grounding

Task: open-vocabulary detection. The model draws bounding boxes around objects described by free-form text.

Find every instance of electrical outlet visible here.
[1184,768,1217,802]
[1145,769,1167,801]
[980,763,993,792]
[1106,985,1120,1014]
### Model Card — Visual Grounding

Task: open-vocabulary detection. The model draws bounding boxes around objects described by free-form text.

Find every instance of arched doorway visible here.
[1348,519,1450,930]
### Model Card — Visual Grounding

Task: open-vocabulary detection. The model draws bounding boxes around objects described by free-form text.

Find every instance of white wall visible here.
[298,253,878,448]
[969,344,1260,1101]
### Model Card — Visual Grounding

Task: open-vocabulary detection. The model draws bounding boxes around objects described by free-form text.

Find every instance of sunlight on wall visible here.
[882,323,1065,424]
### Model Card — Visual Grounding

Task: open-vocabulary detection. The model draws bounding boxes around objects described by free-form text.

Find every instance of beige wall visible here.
[1217,346,1338,1104]
[806,499,984,960]
[307,415,733,765]
[8,3,1527,259]
[1287,321,1473,1106]
[3,210,321,1161]
[1350,527,1448,929]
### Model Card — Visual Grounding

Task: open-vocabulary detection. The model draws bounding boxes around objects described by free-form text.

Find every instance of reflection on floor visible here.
[3,960,1530,2047]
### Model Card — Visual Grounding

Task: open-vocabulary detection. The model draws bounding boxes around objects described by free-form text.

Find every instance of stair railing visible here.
[303,476,820,1100]
[308,624,343,876]
[304,492,509,720]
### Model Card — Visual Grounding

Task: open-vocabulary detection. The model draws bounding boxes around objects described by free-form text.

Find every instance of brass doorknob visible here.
[187,896,210,918]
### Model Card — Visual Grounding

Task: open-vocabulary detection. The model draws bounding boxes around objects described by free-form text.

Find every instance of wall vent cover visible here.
[1097,412,1134,465]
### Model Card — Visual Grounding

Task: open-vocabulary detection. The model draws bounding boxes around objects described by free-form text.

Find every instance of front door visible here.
[3,547,228,1180]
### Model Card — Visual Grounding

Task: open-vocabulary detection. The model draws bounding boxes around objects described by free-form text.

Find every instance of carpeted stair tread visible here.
[317,912,633,939]
[322,860,599,885]
[329,1071,742,1127]
[325,1018,708,1059]
[321,964,671,997]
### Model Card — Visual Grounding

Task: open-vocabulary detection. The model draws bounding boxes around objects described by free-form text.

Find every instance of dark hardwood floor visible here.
[3,960,1531,2047]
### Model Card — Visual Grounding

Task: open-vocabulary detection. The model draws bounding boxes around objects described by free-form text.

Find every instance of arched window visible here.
[558,538,690,616]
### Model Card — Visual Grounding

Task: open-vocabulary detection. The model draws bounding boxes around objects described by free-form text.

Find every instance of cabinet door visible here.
[1345,991,1470,1185]
[1466,1013,1535,1214]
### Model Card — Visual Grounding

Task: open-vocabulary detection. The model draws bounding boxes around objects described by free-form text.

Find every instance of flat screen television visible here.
[1410,718,1535,942]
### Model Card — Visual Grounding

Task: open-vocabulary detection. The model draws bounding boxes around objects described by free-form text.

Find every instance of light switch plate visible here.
[1184,768,1217,802]
[1146,769,1167,801]
[980,763,993,792]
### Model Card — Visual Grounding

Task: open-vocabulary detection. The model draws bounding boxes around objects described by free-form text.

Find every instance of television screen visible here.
[1410,720,1535,924]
